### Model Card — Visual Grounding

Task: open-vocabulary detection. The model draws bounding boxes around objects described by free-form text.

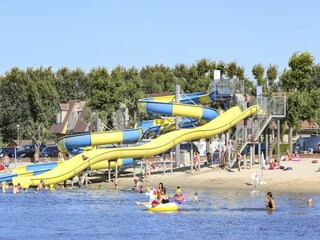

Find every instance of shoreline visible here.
[87,158,320,195]
[2,157,320,195]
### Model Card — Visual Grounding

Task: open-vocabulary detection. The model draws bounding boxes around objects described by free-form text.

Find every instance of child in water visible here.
[193,192,199,202]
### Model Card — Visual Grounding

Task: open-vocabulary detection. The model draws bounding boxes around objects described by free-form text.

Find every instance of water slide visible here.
[0,162,63,183]
[54,91,220,171]
[2,91,222,183]
[13,105,258,188]
[58,91,223,153]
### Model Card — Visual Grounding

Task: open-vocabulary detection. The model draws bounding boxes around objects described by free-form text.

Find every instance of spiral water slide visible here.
[13,104,258,188]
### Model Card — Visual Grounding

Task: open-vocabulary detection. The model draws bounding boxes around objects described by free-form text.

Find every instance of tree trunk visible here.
[288,126,293,153]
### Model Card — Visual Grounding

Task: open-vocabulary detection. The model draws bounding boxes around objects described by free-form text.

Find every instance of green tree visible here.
[266,64,278,95]
[88,67,125,127]
[0,68,30,142]
[140,65,162,94]
[54,67,89,102]
[252,64,266,90]
[279,52,315,151]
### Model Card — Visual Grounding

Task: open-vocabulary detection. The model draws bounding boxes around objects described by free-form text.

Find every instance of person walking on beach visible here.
[266,192,275,210]
[236,150,241,172]
[113,178,119,189]
[193,151,200,172]
[221,144,226,167]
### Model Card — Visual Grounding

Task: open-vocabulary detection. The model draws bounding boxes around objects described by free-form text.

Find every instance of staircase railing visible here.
[228,95,286,169]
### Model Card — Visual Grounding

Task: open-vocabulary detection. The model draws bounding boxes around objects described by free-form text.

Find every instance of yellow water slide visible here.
[13,105,258,188]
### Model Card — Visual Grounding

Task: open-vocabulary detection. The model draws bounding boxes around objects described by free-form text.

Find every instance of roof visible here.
[59,103,69,111]
[50,100,77,134]
[50,100,89,135]
[7,139,33,147]
[73,101,89,133]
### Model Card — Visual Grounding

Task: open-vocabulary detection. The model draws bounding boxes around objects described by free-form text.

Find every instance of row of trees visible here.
[0,52,319,150]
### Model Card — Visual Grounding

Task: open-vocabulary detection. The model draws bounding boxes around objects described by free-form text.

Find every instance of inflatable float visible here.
[146,202,178,212]
[137,188,179,212]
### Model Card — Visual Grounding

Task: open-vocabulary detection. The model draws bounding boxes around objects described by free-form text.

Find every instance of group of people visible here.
[135,181,200,207]
[1,181,20,193]
[265,192,314,211]
[0,179,57,194]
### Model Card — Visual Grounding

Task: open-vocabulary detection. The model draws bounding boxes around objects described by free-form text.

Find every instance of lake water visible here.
[1,186,319,240]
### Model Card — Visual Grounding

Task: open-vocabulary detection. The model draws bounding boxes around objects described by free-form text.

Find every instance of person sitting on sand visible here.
[285,150,292,161]
[266,192,275,210]
[269,159,279,170]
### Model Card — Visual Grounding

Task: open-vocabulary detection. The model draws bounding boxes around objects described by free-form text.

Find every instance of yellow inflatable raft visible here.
[146,202,178,212]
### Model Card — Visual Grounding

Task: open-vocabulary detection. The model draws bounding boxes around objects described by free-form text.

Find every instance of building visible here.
[50,100,90,140]
[50,100,131,140]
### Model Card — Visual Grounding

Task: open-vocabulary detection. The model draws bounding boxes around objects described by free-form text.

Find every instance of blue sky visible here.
[1,0,319,80]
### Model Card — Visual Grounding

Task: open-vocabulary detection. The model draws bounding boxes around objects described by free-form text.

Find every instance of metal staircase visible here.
[228,95,286,169]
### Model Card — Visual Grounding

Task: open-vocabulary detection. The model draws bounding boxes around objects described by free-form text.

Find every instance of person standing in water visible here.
[266,192,275,210]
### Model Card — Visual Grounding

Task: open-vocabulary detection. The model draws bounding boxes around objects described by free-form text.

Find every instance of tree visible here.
[252,64,266,91]
[0,68,30,142]
[266,64,278,94]
[54,67,89,102]
[88,67,125,128]
[279,52,315,152]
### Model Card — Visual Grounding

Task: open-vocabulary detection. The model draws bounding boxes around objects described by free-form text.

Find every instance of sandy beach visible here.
[2,156,319,195]
[93,156,320,194]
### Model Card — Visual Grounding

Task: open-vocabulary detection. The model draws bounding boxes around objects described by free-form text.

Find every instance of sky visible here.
[1,0,320,80]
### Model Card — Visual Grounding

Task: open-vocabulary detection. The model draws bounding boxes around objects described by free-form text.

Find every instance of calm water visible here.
[0,186,319,240]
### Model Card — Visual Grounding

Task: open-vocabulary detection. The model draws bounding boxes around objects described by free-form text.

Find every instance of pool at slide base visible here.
[13,105,259,188]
